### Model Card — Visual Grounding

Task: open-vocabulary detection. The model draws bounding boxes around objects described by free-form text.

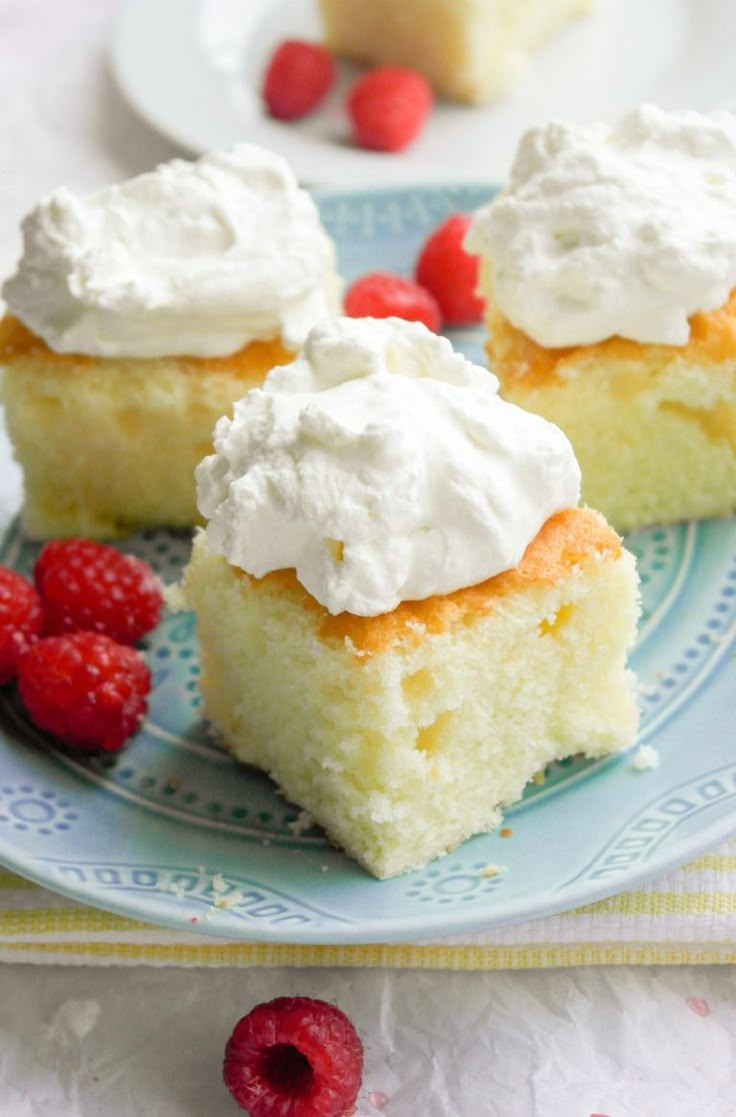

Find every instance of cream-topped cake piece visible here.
[0,144,340,538]
[173,316,640,879]
[318,0,595,104]
[467,105,736,533]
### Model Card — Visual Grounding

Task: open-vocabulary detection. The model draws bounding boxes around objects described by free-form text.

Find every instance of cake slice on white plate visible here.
[317,0,595,103]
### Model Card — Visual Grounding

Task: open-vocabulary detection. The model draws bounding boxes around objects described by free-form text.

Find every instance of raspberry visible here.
[223,996,363,1117]
[0,568,44,685]
[263,40,336,121]
[415,214,485,326]
[17,632,151,753]
[344,272,442,332]
[34,539,162,645]
[347,66,433,152]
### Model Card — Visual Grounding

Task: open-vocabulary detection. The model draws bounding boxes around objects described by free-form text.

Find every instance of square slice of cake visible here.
[0,145,340,539]
[0,319,293,539]
[475,274,736,533]
[176,507,639,879]
[317,0,595,104]
[467,106,736,533]
[172,316,640,879]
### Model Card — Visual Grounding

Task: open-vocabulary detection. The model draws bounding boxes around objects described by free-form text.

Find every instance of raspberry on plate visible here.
[34,538,162,645]
[415,213,485,326]
[263,40,336,121]
[0,568,44,685]
[17,631,151,753]
[347,66,433,152]
[345,272,442,332]
[223,996,363,1117]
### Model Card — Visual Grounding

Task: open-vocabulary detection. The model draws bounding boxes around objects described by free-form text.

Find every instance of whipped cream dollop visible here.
[196,317,581,617]
[2,145,337,357]
[466,105,736,348]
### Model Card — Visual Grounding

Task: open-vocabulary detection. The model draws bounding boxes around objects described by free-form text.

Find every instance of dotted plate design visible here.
[0,183,734,944]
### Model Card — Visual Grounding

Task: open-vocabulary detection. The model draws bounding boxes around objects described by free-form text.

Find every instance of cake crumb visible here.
[633,745,659,771]
[165,879,186,900]
[211,873,228,894]
[479,863,503,878]
[287,809,315,837]
[500,827,513,838]
[369,1091,390,1110]
[637,680,659,698]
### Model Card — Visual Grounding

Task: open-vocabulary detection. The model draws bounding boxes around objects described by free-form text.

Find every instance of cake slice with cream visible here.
[0,145,340,539]
[466,105,736,533]
[318,0,595,104]
[172,316,640,879]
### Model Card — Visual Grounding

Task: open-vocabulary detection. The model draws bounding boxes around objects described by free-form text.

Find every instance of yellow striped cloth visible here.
[2,838,736,968]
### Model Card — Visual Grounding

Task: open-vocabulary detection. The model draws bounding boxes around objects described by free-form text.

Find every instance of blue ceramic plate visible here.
[0,184,734,944]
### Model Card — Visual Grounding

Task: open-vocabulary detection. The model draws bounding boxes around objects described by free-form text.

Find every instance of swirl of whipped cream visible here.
[196,317,581,616]
[2,145,338,357]
[466,104,736,348]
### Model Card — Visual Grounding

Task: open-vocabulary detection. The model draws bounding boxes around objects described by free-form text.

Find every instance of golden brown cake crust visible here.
[0,315,293,377]
[486,287,736,388]
[244,508,622,658]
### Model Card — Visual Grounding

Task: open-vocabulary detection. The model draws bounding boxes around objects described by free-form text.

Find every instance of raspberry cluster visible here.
[344,212,484,333]
[0,539,161,752]
[261,40,433,153]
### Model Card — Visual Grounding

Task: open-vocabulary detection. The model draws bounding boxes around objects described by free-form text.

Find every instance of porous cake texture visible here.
[0,317,292,539]
[176,508,640,879]
[317,0,594,104]
[481,270,736,534]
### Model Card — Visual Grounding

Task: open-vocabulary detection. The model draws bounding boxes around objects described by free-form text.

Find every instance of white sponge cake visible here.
[467,107,736,533]
[173,318,640,878]
[0,145,340,539]
[177,508,639,878]
[318,0,595,104]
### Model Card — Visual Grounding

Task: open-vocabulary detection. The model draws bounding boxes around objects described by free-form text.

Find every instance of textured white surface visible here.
[0,4,733,1114]
[0,963,735,1115]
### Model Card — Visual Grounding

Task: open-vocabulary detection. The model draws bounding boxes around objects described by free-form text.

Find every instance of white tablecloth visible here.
[1,3,735,1114]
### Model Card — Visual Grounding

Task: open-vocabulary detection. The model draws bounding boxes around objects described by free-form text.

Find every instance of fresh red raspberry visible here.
[344,272,442,332]
[263,40,336,121]
[415,214,485,326]
[0,568,44,685]
[34,539,162,645]
[347,66,433,152]
[17,632,151,753]
[223,996,363,1117]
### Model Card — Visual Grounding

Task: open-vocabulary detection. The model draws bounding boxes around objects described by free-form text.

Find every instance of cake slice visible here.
[0,145,340,539]
[474,278,736,533]
[466,106,736,533]
[317,0,595,104]
[173,316,640,879]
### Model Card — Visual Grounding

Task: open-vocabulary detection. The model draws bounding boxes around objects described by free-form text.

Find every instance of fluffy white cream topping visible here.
[196,317,581,616]
[466,105,736,348]
[2,145,337,357]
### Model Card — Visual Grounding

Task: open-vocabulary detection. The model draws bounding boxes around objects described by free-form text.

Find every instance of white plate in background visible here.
[112,0,736,185]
